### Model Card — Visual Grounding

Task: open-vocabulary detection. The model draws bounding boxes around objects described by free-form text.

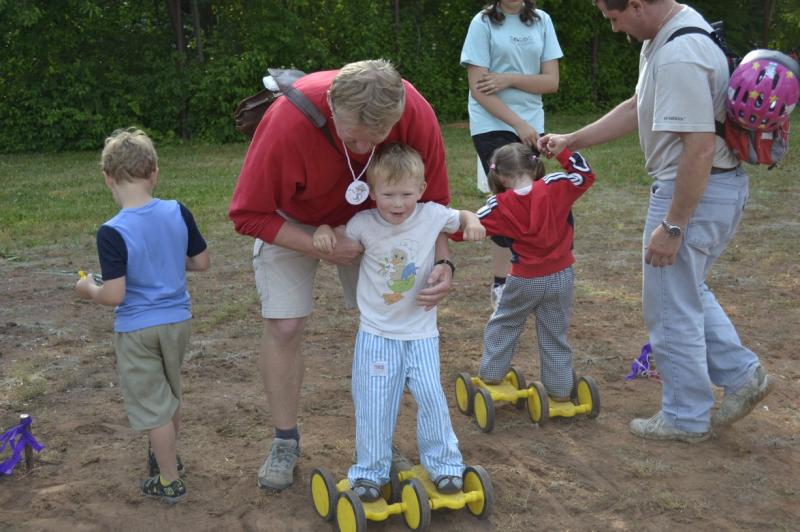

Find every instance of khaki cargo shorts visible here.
[252,223,359,319]
[114,320,191,431]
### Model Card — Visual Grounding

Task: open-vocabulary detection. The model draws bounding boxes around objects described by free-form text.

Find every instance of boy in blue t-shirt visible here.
[75,128,210,503]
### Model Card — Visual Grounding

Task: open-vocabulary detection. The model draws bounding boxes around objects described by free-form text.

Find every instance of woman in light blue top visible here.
[461,0,563,310]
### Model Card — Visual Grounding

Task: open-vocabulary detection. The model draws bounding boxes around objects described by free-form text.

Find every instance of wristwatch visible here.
[661,219,683,238]
[434,259,456,277]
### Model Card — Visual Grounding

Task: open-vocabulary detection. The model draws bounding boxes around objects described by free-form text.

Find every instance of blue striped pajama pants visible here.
[347,330,464,486]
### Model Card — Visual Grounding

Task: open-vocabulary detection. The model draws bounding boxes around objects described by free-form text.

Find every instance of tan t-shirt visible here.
[635,5,739,180]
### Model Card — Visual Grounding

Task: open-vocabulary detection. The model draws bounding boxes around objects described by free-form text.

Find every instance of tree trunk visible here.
[191,0,204,62]
[591,33,599,105]
[166,0,189,139]
[761,0,775,46]
[394,0,401,56]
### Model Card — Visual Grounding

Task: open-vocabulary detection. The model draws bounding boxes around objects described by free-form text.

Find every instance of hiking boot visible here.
[257,437,300,491]
[148,446,186,478]
[630,411,710,443]
[141,474,187,504]
[490,284,505,312]
[712,366,773,427]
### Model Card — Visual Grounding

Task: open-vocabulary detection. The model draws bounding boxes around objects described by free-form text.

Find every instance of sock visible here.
[275,426,299,443]
[493,276,506,287]
[159,474,171,486]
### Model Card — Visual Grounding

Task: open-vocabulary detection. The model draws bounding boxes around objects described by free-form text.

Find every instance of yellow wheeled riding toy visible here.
[454,367,600,433]
[310,463,493,532]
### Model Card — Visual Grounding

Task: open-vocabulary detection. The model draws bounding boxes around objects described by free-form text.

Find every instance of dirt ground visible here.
[1,179,799,531]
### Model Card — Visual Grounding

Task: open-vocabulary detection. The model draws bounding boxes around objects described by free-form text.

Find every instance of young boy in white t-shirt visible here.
[313,143,485,501]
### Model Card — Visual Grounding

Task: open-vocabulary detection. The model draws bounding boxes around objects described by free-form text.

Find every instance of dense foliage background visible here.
[1,0,798,152]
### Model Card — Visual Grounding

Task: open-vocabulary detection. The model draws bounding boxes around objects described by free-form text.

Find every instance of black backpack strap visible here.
[666,27,729,139]
[666,26,711,43]
[268,68,338,150]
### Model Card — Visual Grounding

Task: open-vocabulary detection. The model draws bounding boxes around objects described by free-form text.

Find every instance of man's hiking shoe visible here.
[141,474,186,504]
[712,365,773,427]
[630,411,710,443]
[257,437,300,491]
[148,446,186,478]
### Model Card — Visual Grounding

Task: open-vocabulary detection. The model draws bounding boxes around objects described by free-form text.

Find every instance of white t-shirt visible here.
[346,203,461,340]
[636,5,739,180]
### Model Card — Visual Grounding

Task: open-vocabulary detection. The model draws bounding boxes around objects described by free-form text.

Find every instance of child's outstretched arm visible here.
[312,224,338,254]
[75,275,125,306]
[186,249,210,271]
[459,210,486,241]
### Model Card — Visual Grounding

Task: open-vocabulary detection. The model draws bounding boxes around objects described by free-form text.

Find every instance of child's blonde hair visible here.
[367,143,425,188]
[101,127,158,183]
[487,142,545,194]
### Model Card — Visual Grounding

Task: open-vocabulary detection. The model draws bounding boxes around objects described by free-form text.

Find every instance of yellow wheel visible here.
[473,388,495,433]
[526,381,549,426]
[401,478,431,531]
[463,465,493,519]
[336,490,367,532]
[577,375,601,418]
[505,367,527,409]
[309,467,337,521]
[455,372,475,416]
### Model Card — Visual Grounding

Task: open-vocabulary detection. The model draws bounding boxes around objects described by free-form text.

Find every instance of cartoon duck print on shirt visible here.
[378,239,419,305]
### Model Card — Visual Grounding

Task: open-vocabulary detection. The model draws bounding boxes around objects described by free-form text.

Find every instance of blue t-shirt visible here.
[97,199,207,333]
[460,9,563,136]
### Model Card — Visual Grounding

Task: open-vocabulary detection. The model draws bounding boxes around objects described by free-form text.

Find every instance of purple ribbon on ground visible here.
[0,416,44,475]
[624,343,662,382]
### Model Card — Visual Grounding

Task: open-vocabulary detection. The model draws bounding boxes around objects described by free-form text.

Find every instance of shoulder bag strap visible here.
[270,68,338,150]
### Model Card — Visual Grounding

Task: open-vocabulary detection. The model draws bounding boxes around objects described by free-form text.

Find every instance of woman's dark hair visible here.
[482,1,539,25]
[487,142,546,194]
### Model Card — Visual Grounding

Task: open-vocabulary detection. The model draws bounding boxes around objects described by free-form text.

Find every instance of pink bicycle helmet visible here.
[727,49,800,131]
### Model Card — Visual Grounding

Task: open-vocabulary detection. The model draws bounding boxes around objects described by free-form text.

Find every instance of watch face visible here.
[662,220,681,237]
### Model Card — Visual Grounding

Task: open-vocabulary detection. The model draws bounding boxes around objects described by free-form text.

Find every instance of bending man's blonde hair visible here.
[329,59,406,133]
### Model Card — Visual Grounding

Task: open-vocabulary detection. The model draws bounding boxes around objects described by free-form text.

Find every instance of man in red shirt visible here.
[229,59,454,491]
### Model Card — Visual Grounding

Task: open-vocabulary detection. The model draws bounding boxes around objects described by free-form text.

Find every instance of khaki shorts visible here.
[114,320,191,431]
[252,223,359,319]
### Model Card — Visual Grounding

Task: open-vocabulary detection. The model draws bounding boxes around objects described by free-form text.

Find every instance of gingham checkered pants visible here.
[480,266,575,398]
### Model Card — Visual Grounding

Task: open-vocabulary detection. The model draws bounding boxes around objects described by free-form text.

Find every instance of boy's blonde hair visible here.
[101,127,158,183]
[367,143,425,188]
[329,59,405,134]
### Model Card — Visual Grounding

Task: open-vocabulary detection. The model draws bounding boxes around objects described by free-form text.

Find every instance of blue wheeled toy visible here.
[455,367,600,433]
[310,462,493,532]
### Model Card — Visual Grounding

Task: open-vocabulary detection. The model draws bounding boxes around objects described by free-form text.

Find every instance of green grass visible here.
[0,113,795,257]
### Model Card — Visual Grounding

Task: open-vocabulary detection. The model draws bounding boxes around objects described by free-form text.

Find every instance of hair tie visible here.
[489,163,496,171]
